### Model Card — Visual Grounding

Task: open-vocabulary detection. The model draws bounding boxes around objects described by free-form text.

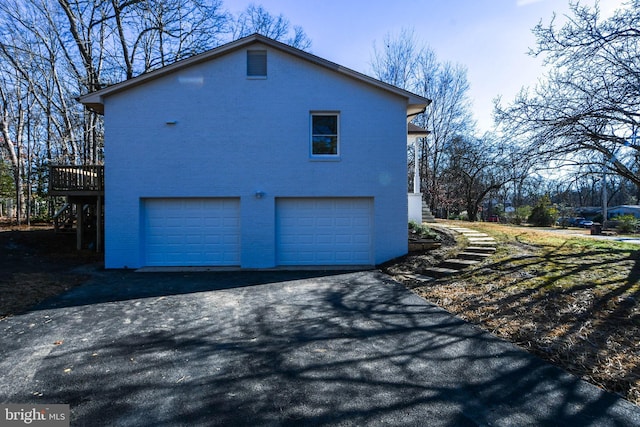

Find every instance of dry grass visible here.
[394,222,640,405]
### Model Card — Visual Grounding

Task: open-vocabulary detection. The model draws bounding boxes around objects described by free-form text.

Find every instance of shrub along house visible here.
[78,34,430,269]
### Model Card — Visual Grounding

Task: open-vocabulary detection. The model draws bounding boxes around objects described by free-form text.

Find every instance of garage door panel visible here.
[223,234,240,245]
[222,217,239,227]
[316,217,333,227]
[203,217,221,227]
[334,217,353,227]
[353,235,370,244]
[166,217,183,227]
[280,233,309,245]
[336,252,355,262]
[143,198,240,266]
[276,198,373,265]
[316,235,333,244]
[316,252,334,262]
[335,235,353,244]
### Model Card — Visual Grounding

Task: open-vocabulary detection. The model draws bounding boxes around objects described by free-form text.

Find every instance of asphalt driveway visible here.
[1,269,639,426]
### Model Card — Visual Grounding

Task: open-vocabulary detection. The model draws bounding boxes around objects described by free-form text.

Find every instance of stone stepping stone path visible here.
[416,224,498,282]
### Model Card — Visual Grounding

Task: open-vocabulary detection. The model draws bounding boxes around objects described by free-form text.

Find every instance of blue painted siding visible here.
[103,43,408,268]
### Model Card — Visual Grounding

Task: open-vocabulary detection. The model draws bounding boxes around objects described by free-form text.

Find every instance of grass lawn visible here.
[414,222,640,405]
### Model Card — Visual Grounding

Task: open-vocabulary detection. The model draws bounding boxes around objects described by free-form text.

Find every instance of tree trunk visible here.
[0,116,24,223]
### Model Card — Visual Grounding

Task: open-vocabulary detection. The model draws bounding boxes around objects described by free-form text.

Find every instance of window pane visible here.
[247,50,267,76]
[313,136,338,155]
[312,115,337,135]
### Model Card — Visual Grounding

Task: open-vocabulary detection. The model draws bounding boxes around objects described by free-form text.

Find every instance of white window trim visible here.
[310,112,341,160]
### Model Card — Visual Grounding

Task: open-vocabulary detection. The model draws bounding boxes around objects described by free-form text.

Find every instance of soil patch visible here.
[0,223,102,319]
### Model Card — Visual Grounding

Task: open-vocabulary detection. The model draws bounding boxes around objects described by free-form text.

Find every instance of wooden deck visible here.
[49,165,104,251]
[49,165,104,196]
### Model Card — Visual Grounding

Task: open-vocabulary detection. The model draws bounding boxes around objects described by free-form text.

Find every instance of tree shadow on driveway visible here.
[33,269,351,310]
[1,270,639,426]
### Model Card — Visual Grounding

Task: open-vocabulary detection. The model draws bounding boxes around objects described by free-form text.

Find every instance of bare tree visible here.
[413,54,475,213]
[370,28,476,215]
[0,0,232,221]
[0,66,28,223]
[230,4,311,49]
[370,28,420,89]
[495,1,640,190]
[122,0,229,75]
[442,133,520,221]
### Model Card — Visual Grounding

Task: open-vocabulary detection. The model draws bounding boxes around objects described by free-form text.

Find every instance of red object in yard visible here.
[488,215,499,222]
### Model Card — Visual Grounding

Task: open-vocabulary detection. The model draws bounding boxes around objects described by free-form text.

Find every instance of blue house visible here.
[79,34,430,269]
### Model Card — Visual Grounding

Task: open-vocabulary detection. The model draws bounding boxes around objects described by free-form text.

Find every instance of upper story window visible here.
[247,50,267,77]
[311,113,339,157]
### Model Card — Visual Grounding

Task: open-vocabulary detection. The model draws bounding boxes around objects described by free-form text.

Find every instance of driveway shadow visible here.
[34,269,350,310]
[2,271,639,426]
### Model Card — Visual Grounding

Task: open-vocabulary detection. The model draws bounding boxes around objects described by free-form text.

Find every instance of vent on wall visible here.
[247,50,267,77]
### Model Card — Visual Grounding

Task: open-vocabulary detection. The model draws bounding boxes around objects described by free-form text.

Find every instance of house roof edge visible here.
[78,33,431,115]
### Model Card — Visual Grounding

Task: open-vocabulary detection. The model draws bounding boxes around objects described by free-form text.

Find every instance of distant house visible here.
[78,34,430,269]
[608,205,640,219]
[576,206,602,219]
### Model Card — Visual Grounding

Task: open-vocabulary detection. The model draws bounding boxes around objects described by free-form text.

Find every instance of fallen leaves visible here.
[388,223,640,406]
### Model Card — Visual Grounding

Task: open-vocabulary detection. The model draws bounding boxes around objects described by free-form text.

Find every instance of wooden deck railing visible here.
[49,165,104,195]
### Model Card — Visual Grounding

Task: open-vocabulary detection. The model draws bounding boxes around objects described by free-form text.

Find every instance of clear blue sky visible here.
[228,0,625,133]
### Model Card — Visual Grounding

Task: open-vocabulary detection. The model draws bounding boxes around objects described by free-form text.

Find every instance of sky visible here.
[228,0,627,133]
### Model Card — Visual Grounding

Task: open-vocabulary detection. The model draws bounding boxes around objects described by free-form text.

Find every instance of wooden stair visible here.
[53,203,75,234]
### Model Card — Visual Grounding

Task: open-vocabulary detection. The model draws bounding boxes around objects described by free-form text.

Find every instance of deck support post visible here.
[96,196,102,252]
[76,203,83,250]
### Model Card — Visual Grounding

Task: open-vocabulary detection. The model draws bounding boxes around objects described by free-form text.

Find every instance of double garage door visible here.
[142,198,373,267]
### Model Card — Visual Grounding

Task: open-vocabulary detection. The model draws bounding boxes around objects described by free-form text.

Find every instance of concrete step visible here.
[447,227,475,233]
[441,258,481,269]
[402,273,436,283]
[458,251,492,261]
[421,266,460,278]
[461,232,490,238]
[421,214,437,223]
[421,203,437,223]
[466,246,497,253]
[467,238,497,246]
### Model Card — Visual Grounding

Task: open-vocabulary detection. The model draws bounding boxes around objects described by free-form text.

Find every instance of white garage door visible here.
[276,198,373,266]
[143,198,240,266]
